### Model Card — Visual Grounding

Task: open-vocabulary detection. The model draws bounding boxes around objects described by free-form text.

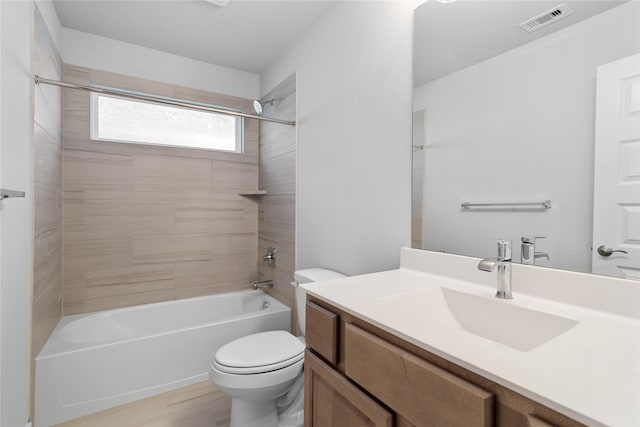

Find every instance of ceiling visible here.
[53,0,335,74]
[414,0,628,87]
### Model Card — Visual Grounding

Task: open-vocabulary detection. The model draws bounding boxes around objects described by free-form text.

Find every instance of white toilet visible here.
[209,268,346,427]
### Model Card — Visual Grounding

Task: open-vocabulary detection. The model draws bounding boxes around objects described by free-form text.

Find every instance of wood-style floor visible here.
[54,381,231,427]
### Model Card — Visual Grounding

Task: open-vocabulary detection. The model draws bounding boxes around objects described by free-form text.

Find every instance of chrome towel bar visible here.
[461,200,551,209]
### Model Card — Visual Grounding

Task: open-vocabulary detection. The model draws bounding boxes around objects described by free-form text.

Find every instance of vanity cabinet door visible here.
[304,350,392,427]
[344,323,494,427]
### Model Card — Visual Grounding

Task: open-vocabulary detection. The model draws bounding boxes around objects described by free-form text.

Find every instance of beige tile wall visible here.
[256,74,298,332]
[62,65,260,314]
[33,5,63,372]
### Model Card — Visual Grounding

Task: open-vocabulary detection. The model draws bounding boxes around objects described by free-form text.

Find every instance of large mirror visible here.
[412,0,640,279]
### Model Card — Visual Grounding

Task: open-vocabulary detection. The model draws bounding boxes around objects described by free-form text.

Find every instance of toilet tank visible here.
[292,268,346,334]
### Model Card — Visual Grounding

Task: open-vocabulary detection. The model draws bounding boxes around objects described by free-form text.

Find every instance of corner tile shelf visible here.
[238,190,267,196]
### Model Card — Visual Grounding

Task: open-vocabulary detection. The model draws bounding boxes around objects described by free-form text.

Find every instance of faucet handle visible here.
[521,236,549,265]
[521,236,545,243]
[496,239,512,260]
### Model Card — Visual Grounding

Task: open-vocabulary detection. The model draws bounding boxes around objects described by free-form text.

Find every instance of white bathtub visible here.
[34,290,290,427]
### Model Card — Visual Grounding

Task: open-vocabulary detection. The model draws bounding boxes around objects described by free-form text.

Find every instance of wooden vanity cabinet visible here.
[344,323,493,427]
[305,350,393,427]
[305,301,339,365]
[305,297,585,427]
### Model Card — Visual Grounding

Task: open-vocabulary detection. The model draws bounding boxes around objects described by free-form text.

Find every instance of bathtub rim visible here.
[37,289,290,359]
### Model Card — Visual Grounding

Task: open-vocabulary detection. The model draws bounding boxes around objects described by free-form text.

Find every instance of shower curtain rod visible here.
[34,75,296,127]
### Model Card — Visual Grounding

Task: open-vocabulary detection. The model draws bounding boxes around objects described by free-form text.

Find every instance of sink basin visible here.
[440,288,579,351]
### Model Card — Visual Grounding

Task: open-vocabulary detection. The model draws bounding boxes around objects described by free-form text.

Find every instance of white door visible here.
[592,53,640,279]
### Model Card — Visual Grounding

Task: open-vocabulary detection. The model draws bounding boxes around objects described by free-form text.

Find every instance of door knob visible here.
[597,245,628,257]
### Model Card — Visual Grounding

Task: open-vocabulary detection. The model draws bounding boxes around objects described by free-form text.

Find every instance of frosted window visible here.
[91,93,243,152]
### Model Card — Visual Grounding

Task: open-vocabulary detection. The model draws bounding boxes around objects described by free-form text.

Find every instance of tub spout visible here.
[252,280,273,290]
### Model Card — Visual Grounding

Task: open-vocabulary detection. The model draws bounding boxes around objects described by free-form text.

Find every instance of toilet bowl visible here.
[209,269,346,427]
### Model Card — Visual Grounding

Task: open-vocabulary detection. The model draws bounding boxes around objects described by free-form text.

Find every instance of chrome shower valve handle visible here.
[262,247,277,267]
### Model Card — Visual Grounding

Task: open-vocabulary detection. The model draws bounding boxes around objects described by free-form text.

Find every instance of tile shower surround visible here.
[256,74,297,332]
[62,65,261,314]
[33,6,63,400]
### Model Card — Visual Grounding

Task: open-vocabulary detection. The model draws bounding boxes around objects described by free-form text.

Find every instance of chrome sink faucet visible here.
[478,240,513,299]
[521,236,550,265]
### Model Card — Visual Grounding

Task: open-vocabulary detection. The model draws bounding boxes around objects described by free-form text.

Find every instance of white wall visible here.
[35,1,61,48]
[261,1,413,276]
[60,27,260,100]
[0,1,34,425]
[413,1,640,273]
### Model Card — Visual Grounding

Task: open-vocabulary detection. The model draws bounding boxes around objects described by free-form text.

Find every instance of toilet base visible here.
[230,397,278,427]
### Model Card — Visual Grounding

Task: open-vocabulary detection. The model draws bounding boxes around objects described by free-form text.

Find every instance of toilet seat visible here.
[213,352,304,374]
[213,330,305,375]
[210,356,304,392]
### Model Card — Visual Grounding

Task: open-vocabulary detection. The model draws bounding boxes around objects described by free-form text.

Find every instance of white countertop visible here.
[301,250,640,427]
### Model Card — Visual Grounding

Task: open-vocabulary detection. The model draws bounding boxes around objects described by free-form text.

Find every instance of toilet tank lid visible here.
[293,268,346,285]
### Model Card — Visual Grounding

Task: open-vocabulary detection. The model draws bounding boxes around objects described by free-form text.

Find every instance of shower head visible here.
[253,98,275,115]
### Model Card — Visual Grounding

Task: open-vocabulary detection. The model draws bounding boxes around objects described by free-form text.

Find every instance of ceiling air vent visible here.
[519,4,574,33]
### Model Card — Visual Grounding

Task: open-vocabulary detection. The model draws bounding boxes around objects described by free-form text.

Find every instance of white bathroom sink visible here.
[376,286,580,352]
[440,288,579,351]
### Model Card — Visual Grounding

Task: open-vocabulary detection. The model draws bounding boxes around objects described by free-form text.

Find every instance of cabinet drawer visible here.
[305,301,339,364]
[344,323,494,427]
